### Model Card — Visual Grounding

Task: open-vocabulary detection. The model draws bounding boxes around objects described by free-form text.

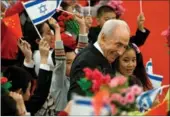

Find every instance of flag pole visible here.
[22,2,43,40]
[88,0,91,16]
[139,0,143,13]
[56,8,74,15]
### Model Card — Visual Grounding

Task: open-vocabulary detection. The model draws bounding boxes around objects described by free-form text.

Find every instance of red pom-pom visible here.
[61,33,77,49]
[1,77,8,84]
[60,27,65,33]
[62,12,69,17]
[66,15,74,21]
[58,21,65,27]
[58,15,66,21]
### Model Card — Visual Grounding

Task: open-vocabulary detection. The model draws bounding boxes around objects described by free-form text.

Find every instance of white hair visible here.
[97,19,130,41]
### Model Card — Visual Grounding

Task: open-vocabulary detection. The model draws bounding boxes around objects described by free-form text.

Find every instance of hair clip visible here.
[132,43,140,54]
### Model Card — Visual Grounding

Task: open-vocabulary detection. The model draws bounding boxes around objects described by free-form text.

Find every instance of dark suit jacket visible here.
[68,44,116,100]
[88,26,150,47]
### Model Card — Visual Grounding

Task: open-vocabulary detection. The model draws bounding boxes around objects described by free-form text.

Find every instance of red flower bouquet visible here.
[57,12,79,36]
[61,32,77,50]
[77,68,143,115]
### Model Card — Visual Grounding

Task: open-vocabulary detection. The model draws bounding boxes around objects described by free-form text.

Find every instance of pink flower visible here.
[110,93,122,101]
[107,0,125,17]
[109,78,119,87]
[109,76,127,87]
[130,85,143,95]
[119,97,127,105]
[125,92,135,104]
[110,104,117,115]
[119,88,128,93]
[83,68,93,80]
[117,76,127,85]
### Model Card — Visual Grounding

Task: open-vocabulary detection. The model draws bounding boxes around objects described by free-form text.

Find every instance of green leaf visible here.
[85,91,93,97]
[77,78,92,91]
[2,82,12,91]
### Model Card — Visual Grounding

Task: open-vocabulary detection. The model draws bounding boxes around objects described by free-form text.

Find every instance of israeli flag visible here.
[70,95,110,116]
[146,58,163,88]
[23,0,62,25]
[136,85,169,112]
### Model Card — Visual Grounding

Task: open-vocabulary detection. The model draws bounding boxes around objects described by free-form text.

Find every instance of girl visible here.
[115,43,152,90]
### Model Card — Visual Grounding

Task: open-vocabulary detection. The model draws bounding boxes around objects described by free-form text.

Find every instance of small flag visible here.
[70,94,110,116]
[23,0,62,25]
[146,58,163,88]
[2,13,23,39]
[136,85,169,112]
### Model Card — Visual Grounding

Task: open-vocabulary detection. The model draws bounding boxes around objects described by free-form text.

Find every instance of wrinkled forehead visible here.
[113,25,130,38]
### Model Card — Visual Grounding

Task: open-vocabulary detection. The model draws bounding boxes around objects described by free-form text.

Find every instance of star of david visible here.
[39,4,47,14]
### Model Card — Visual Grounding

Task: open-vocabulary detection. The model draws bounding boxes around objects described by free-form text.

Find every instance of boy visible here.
[88,5,150,47]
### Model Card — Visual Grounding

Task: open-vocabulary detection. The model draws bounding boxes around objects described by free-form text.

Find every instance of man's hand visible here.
[18,39,32,63]
[137,13,145,32]
[39,38,50,64]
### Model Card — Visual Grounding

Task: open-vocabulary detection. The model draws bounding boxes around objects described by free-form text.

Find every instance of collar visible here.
[94,42,104,55]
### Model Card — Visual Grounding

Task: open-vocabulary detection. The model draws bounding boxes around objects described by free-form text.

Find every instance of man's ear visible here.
[100,33,106,43]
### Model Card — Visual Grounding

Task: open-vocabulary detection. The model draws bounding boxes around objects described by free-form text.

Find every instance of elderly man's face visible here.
[100,28,130,63]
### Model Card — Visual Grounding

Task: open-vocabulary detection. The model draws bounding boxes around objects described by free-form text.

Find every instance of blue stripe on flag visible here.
[146,96,152,107]
[138,89,155,107]
[75,100,91,105]
[24,0,46,8]
[147,62,152,66]
[32,10,55,24]
[75,100,110,110]
[147,73,163,81]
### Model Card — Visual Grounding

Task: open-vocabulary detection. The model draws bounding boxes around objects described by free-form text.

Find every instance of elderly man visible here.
[68,19,130,100]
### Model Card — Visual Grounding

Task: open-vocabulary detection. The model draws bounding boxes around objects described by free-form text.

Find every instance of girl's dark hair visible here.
[64,46,75,53]
[1,89,18,116]
[3,66,33,93]
[115,43,152,90]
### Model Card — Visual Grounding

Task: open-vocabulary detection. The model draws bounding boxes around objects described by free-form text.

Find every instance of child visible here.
[88,5,150,47]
